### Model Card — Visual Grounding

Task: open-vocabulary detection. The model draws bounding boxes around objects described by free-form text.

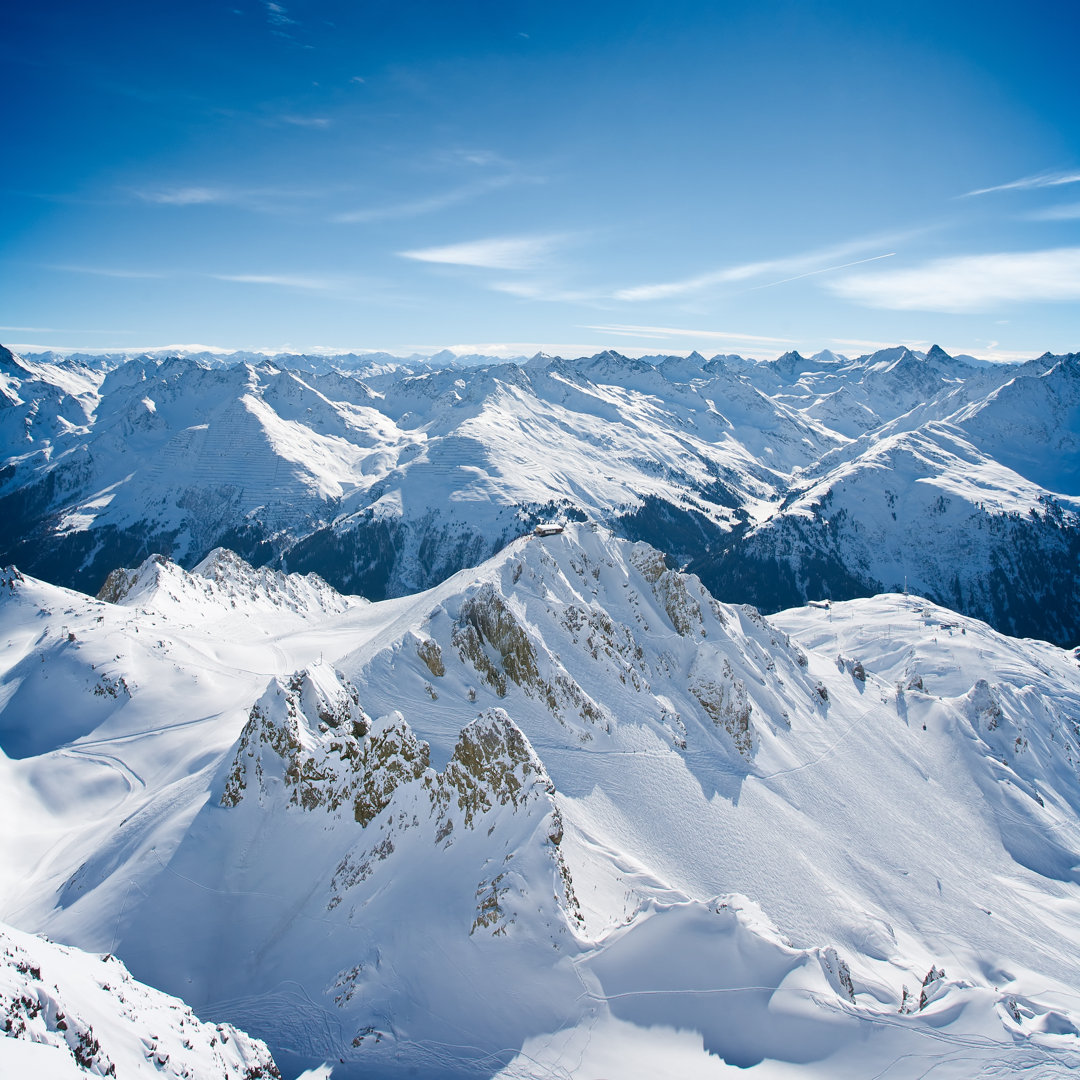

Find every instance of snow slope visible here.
[0,918,279,1079]
[3,527,1080,1077]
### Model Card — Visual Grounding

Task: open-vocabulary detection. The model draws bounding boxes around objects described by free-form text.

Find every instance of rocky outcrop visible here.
[438,709,554,829]
[320,707,582,934]
[220,664,383,815]
[97,554,170,603]
[414,634,445,678]
[452,584,609,732]
[453,585,541,696]
[97,547,348,616]
[631,547,710,638]
[0,920,279,1079]
[690,657,753,757]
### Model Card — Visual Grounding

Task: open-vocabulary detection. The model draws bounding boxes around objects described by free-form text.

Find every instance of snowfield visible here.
[2,523,1080,1077]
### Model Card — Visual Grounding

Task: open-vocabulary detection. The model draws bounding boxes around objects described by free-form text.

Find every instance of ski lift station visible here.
[533,522,565,537]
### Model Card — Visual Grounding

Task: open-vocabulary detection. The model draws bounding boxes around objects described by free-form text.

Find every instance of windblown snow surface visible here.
[2,525,1080,1077]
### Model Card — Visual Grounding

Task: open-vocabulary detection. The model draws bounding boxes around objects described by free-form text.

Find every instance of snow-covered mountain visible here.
[4,528,1080,1077]
[1,342,1078,649]
[704,353,1080,643]
[0,919,279,1078]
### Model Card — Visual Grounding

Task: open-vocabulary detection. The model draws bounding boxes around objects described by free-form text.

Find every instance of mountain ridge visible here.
[4,527,1080,1076]
[1,342,1078,648]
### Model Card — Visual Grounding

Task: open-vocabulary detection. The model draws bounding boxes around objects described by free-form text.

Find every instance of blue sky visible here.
[3,0,1078,360]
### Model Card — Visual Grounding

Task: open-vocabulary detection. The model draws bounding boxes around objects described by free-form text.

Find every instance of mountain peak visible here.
[810,348,846,365]
[96,552,173,604]
[97,548,350,619]
[0,344,22,371]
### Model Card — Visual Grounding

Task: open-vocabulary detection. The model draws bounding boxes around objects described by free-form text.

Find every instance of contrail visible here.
[749,252,897,291]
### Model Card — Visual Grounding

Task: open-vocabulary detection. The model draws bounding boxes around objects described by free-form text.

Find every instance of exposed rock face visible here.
[632,547,709,638]
[415,634,445,677]
[97,548,348,616]
[218,664,584,948]
[220,664,383,815]
[965,678,1003,733]
[221,666,558,829]
[0,566,24,592]
[453,585,541,696]
[351,715,430,826]
[440,709,554,829]
[690,657,753,757]
[451,582,609,732]
[97,554,170,603]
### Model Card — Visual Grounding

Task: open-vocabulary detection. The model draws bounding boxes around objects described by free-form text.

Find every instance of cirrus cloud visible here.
[210,272,344,291]
[828,247,1080,313]
[962,170,1080,198]
[613,236,907,302]
[1025,202,1080,222]
[135,186,224,206]
[399,234,566,271]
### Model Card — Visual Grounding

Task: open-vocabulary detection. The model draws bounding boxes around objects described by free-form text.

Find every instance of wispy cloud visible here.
[1,325,135,340]
[828,247,1080,312]
[335,174,522,225]
[399,234,566,271]
[10,342,242,356]
[457,150,507,167]
[277,114,331,128]
[135,186,225,206]
[489,280,599,303]
[962,170,1080,197]
[129,180,346,215]
[263,1,294,27]
[613,236,905,302]
[744,253,896,291]
[211,272,346,292]
[585,323,796,345]
[1024,202,1080,222]
[614,262,759,303]
[50,264,166,279]
[50,265,356,294]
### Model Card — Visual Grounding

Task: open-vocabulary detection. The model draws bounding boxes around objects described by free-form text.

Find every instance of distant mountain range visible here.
[2,341,1077,645]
